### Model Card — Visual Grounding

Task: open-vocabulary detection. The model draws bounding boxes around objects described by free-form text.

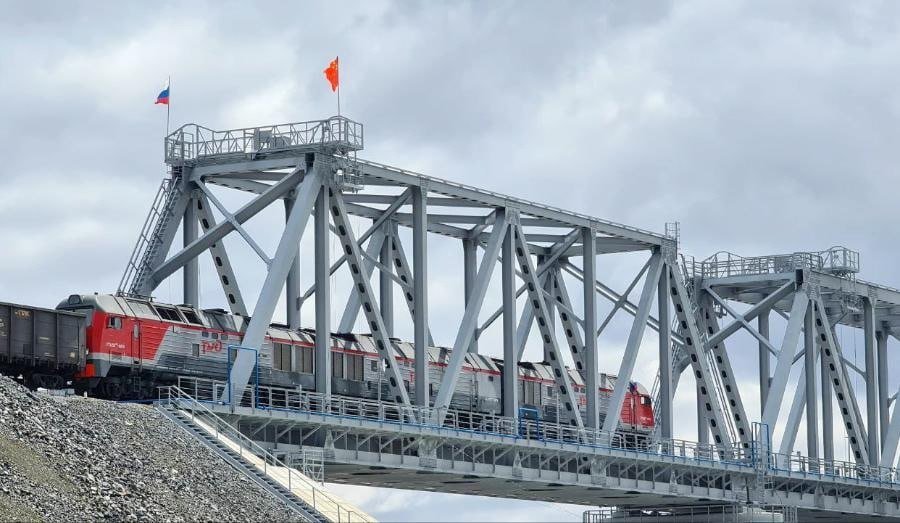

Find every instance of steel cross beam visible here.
[230,165,323,401]
[433,210,509,419]
[511,222,584,430]
[386,224,435,347]
[601,252,662,437]
[559,261,685,349]
[703,280,795,349]
[880,382,900,467]
[337,228,387,333]
[300,191,411,303]
[762,291,809,430]
[150,166,305,290]
[812,295,870,464]
[329,188,413,408]
[196,181,272,265]
[194,193,248,316]
[666,261,735,451]
[549,267,587,374]
[696,294,752,448]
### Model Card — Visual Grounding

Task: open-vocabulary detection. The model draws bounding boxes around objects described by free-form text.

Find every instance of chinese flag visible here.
[324,57,339,92]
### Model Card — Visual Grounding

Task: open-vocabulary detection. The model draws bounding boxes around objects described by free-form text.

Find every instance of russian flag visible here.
[155,81,170,105]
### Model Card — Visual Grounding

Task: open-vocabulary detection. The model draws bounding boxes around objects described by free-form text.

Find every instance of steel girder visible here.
[762,291,809,431]
[194,192,248,316]
[602,253,662,437]
[433,210,509,418]
[510,222,584,430]
[336,228,387,333]
[329,188,413,408]
[812,295,870,464]
[666,262,735,451]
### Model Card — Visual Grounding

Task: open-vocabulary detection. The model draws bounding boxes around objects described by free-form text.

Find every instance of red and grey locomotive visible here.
[54,293,654,432]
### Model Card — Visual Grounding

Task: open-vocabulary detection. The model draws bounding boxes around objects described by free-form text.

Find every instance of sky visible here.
[2,1,900,521]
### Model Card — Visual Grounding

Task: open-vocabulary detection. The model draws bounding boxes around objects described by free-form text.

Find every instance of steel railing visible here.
[172,376,900,487]
[583,504,798,522]
[165,117,363,164]
[158,385,373,523]
[696,247,860,280]
[175,377,757,466]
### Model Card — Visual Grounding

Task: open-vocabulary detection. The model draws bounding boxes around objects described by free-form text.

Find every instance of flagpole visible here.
[337,58,341,116]
[166,75,171,135]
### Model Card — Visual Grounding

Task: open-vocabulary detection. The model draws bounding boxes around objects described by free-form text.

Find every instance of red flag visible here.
[324,57,339,92]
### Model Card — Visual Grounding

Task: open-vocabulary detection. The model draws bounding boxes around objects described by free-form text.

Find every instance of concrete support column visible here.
[878,329,889,444]
[805,306,818,459]
[463,238,478,353]
[183,192,199,307]
[380,222,394,337]
[758,312,770,416]
[412,186,429,406]
[501,227,517,418]
[822,352,834,462]
[864,297,879,461]
[284,197,302,330]
[658,266,672,440]
[314,186,331,398]
[582,227,599,430]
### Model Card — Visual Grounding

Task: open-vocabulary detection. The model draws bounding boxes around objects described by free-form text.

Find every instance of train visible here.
[4,292,654,433]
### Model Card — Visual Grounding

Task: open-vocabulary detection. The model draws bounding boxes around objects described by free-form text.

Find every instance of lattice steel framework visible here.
[125,117,900,518]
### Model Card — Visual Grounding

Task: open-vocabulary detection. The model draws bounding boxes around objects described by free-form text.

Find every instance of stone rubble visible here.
[0,374,303,522]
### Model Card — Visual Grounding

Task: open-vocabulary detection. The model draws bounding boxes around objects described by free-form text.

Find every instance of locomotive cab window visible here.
[154,305,183,323]
[106,316,123,330]
[180,309,203,325]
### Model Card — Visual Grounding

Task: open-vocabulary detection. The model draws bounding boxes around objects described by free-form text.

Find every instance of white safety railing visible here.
[697,247,860,280]
[583,504,797,523]
[175,377,755,467]
[165,117,364,164]
[158,385,374,523]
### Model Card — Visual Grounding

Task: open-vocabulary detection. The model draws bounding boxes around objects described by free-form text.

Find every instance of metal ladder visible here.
[156,403,327,522]
[118,169,183,296]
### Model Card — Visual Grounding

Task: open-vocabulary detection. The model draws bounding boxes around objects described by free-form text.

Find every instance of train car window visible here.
[221,333,229,341]
[192,343,200,357]
[274,343,283,370]
[546,385,555,398]
[295,346,313,374]
[106,316,123,330]
[211,333,219,340]
[201,331,209,338]
[154,306,184,323]
[370,360,378,372]
[349,355,364,380]
[488,375,494,382]
[332,353,344,378]
[180,309,203,325]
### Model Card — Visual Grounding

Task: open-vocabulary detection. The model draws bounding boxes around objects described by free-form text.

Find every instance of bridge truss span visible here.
[125,116,900,519]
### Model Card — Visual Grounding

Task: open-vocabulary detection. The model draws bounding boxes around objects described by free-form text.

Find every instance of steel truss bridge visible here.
[123,116,900,520]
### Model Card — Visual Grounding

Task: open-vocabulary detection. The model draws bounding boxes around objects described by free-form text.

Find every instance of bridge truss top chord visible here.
[123,116,900,519]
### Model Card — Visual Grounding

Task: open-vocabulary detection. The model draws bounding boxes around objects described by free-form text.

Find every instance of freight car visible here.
[56,293,654,433]
[0,301,86,389]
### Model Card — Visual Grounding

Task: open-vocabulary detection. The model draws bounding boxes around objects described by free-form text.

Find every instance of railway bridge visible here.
[125,116,900,520]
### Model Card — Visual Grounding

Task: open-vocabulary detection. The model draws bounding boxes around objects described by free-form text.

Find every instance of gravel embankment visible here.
[0,374,302,522]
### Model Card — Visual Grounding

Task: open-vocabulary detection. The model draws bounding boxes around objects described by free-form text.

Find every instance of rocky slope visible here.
[0,374,302,522]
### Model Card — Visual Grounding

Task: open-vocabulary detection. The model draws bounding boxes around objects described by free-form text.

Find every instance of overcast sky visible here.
[2,1,900,521]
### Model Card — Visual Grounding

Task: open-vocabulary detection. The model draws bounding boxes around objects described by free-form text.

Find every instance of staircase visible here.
[118,170,184,296]
[156,386,375,523]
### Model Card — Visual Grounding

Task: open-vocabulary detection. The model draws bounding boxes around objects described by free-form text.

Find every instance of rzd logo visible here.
[201,340,223,354]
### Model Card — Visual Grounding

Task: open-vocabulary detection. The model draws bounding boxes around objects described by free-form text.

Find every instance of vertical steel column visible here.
[314,185,331,398]
[878,329,889,444]
[501,227,517,418]
[182,191,199,306]
[463,237,478,354]
[758,312,770,414]
[284,197,302,330]
[380,222,394,337]
[582,227,599,430]
[822,352,834,462]
[805,307,818,458]
[657,266,672,440]
[864,297,879,461]
[412,186,429,406]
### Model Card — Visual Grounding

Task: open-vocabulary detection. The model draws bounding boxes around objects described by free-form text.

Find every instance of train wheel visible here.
[100,379,123,400]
